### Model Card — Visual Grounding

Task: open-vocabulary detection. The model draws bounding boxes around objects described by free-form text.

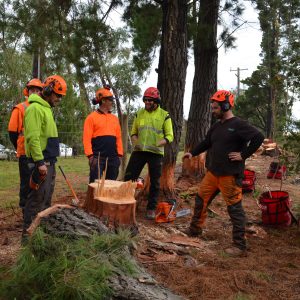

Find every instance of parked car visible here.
[59,143,73,157]
[0,144,8,160]
[0,144,17,161]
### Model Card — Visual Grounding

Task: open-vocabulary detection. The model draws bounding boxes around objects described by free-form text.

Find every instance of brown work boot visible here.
[224,246,247,257]
[145,210,156,220]
[185,225,202,237]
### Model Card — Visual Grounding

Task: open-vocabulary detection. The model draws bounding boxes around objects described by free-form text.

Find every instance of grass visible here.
[0,228,136,300]
[57,155,89,175]
[0,156,90,209]
[232,292,254,300]
[0,152,185,209]
[0,160,20,207]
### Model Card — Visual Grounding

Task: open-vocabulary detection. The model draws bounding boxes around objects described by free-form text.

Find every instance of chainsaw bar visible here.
[176,208,191,218]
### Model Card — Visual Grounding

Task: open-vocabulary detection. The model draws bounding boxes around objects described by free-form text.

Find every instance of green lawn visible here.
[0,156,90,208]
[0,152,184,209]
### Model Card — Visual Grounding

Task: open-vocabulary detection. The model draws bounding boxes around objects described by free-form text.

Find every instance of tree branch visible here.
[218,21,247,49]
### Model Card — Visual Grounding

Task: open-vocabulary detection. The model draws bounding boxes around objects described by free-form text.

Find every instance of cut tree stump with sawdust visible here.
[29,207,183,300]
[84,180,137,225]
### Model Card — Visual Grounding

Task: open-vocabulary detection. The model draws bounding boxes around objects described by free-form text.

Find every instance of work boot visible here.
[185,224,202,237]
[190,193,205,225]
[224,246,247,257]
[145,210,156,220]
[227,201,247,251]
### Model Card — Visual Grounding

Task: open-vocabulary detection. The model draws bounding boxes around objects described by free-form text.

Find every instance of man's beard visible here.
[212,111,224,119]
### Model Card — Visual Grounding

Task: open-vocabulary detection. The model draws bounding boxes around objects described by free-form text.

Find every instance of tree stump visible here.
[84,180,137,225]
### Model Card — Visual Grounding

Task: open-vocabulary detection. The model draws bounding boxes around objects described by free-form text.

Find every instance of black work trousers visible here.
[23,164,56,232]
[124,151,163,210]
[18,155,31,210]
[89,156,120,183]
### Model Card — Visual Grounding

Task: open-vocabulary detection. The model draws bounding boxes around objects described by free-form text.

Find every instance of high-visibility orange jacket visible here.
[83,110,123,158]
[8,99,30,157]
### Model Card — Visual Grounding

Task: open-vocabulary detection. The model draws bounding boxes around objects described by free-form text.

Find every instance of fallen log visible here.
[28,207,183,300]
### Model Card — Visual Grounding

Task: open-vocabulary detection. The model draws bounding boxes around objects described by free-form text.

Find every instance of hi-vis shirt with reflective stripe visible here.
[131,107,174,155]
[8,99,29,157]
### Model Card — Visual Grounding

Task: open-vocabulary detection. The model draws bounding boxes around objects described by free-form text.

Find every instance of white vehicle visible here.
[0,144,17,161]
[0,144,8,160]
[59,143,73,157]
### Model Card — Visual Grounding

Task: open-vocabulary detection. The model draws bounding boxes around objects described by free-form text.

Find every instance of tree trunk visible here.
[34,207,183,299]
[32,50,40,79]
[75,66,90,108]
[157,0,188,197]
[119,114,129,180]
[183,0,219,177]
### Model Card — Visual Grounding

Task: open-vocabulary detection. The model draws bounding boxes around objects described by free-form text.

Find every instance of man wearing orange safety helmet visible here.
[124,87,174,220]
[22,75,67,240]
[8,78,43,215]
[83,86,123,183]
[183,90,264,257]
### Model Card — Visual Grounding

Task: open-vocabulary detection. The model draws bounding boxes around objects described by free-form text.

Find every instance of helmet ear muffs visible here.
[23,87,29,97]
[220,94,230,112]
[43,82,54,96]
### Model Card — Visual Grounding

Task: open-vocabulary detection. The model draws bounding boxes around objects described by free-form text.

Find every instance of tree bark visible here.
[36,208,183,300]
[119,114,129,180]
[157,0,188,196]
[183,0,219,177]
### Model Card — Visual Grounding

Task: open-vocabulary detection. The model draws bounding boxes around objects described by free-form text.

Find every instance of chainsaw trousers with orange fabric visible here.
[190,171,246,250]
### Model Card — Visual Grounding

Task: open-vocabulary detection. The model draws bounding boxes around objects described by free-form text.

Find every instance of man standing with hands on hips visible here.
[183,90,264,257]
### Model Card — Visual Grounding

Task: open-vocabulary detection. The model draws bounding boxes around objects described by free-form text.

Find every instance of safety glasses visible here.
[104,96,114,101]
[143,98,154,103]
[54,92,62,98]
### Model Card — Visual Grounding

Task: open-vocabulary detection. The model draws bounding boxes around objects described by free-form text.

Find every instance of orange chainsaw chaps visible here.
[155,202,176,223]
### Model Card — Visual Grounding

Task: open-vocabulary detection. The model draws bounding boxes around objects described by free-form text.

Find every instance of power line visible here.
[230,67,248,98]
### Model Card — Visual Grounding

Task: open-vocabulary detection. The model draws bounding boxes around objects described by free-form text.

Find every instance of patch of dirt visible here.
[134,155,300,300]
[1,155,300,300]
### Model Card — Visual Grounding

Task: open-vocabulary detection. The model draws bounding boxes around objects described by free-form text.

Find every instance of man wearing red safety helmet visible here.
[124,87,174,220]
[83,86,123,183]
[22,75,67,240]
[8,78,43,215]
[183,90,264,257]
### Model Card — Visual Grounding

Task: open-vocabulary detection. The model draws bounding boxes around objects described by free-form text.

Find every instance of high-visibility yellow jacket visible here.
[131,107,174,155]
[24,94,59,164]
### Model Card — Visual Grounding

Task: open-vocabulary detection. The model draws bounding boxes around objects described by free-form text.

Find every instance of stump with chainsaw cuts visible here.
[84,180,137,225]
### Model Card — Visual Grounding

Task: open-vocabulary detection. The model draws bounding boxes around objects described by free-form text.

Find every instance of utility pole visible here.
[230,67,248,98]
